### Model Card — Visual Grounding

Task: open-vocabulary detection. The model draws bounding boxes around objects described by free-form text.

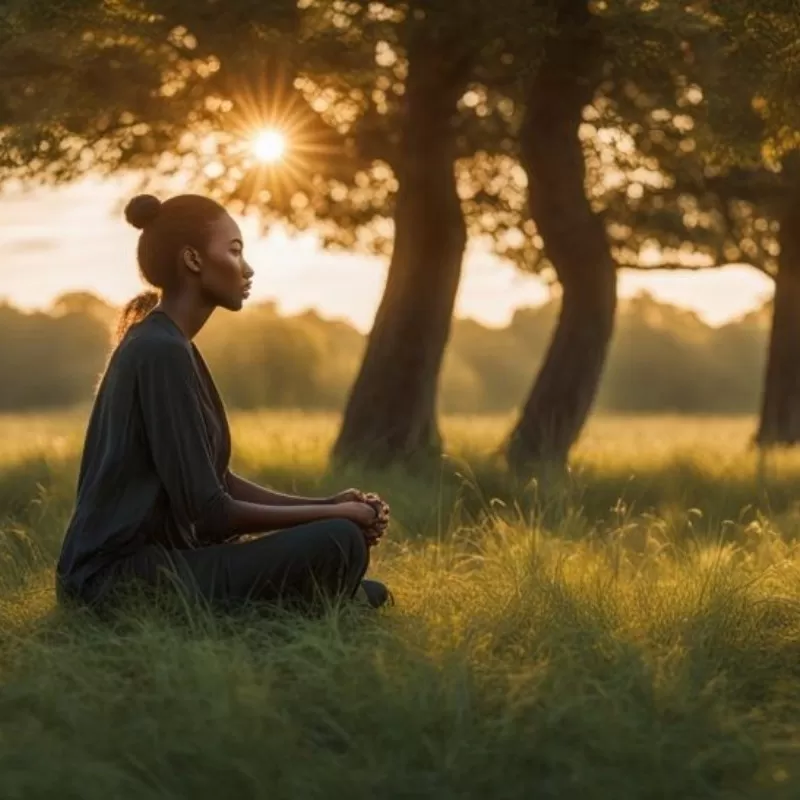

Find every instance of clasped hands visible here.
[328,488,390,547]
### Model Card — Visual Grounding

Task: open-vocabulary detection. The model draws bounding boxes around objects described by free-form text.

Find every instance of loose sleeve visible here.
[136,340,232,543]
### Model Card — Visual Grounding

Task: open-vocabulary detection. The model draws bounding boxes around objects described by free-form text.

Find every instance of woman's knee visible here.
[308,519,368,580]
[327,518,368,561]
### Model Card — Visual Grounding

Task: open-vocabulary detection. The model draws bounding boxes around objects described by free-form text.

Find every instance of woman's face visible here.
[194,212,254,311]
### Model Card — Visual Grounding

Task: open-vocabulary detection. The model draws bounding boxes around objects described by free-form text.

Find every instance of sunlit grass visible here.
[0,407,87,464]
[0,410,799,797]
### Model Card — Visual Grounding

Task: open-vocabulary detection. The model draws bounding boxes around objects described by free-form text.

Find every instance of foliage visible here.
[595,0,800,279]
[5,0,768,276]
[3,0,800,278]
[0,0,550,256]
[0,291,772,415]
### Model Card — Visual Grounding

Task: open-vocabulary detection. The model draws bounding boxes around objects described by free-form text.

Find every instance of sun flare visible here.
[252,129,286,163]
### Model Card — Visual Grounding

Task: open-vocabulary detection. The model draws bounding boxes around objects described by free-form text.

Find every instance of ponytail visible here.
[115,290,160,343]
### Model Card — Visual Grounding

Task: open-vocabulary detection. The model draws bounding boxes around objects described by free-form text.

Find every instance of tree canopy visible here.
[0,0,546,252]
[4,1,796,279]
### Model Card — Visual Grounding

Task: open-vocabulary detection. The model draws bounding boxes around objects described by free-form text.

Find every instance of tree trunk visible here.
[507,7,616,475]
[332,52,468,468]
[756,202,800,446]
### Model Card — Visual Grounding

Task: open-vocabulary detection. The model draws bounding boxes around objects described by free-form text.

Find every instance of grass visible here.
[0,410,799,799]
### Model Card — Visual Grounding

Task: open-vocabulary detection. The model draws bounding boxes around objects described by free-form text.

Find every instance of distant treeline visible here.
[0,291,770,415]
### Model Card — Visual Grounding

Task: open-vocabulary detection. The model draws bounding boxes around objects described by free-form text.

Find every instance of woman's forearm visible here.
[224,497,342,536]
[226,471,332,507]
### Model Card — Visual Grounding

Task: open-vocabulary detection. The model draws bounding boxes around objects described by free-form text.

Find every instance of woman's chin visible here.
[221,294,247,312]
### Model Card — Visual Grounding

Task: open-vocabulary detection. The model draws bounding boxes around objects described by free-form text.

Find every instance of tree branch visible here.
[617,259,776,280]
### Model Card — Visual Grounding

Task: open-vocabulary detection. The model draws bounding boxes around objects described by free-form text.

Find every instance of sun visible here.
[252,129,287,163]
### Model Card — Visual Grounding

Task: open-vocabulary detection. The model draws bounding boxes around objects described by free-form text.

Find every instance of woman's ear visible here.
[181,246,202,274]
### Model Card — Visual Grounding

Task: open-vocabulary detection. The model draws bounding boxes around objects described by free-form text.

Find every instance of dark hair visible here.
[116,193,227,341]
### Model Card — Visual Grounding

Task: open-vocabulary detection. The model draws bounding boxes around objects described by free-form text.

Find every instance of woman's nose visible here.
[243,260,254,279]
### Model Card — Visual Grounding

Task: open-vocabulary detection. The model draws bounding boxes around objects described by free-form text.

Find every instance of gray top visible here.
[57,310,233,598]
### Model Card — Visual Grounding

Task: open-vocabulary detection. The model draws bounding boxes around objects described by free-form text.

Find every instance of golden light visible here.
[216,65,345,209]
[252,129,286,163]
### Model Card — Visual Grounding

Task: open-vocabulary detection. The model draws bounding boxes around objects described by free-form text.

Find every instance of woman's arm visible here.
[135,340,376,542]
[225,471,338,507]
[137,339,234,543]
[223,497,375,536]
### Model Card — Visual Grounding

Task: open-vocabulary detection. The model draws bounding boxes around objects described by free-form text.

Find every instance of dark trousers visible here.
[89,519,387,613]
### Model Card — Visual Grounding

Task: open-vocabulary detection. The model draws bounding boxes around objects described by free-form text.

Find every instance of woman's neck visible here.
[156,293,214,340]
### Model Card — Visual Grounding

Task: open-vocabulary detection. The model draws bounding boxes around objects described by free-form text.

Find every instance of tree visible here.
[483,0,800,469]
[503,0,710,472]
[239,1,550,467]
[505,0,615,473]
[708,2,800,446]
[51,291,117,328]
[593,1,800,446]
[320,3,485,467]
[0,0,550,468]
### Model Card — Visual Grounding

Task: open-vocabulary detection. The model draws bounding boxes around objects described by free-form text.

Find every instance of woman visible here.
[57,193,392,614]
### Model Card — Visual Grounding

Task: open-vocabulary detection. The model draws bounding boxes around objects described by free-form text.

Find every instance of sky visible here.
[0,178,774,333]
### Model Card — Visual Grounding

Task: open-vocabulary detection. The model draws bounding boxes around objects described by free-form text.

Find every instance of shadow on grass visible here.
[0,542,797,799]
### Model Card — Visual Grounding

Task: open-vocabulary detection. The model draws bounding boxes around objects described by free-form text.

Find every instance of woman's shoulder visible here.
[115,313,192,367]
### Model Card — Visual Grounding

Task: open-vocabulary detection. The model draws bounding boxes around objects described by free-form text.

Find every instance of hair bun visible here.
[124,194,162,230]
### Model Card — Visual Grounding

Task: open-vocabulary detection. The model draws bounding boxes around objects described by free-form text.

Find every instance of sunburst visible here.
[202,61,345,212]
[252,129,286,163]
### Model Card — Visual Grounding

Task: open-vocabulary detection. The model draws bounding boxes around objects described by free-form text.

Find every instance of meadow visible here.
[0,410,799,799]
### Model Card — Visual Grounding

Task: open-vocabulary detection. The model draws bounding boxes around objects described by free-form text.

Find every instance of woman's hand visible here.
[328,488,389,514]
[362,493,390,547]
[328,489,390,547]
[336,501,379,529]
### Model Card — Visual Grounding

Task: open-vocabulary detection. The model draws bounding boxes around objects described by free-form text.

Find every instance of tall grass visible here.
[0,411,798,798]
